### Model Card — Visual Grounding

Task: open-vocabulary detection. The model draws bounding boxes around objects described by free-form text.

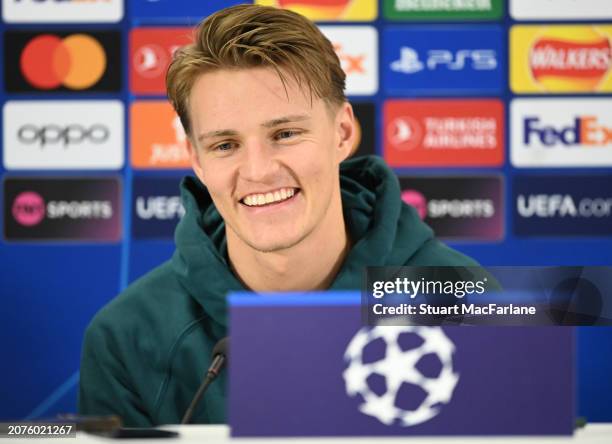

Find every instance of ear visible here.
[186,136,207,186]
[334,102,356,163]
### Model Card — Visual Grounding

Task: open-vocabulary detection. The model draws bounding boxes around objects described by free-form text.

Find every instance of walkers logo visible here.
[511,0,612,20]
[511,99,612,167]
[320,26,378,95]
[4,31,121,93]
[4,178,121,241]
[383,26,503,95]
[513,175,612,236]
[398,176,503,240]
[2,0,123,23]
[511,26,612,93]
[256,0,377,21]
[3,101,124,170]
[131,101,191,169]
[132,176,184,239]
[130,27,192,95]
[384,99,504,167]
[130,0,244,21]
[384,0,503,21]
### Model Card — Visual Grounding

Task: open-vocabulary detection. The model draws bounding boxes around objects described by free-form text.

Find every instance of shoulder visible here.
[84,260,200,353]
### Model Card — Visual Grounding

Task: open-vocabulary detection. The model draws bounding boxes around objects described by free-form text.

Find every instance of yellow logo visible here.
[255,0,377,21]
[511,25,612,93]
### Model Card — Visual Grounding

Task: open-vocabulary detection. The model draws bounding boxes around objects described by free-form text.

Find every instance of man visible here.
[79,4,477,426]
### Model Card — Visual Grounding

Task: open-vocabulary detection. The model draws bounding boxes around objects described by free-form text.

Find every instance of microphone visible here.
[181,337,229,424]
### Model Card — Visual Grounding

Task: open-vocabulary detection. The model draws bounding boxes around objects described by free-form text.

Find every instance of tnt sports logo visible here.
[256,0,377,21]
[20,34,105,90]
[401,189,494,220]
[12,191,45,227]
[511,25,612,93]
[401,189,427,219]
[391,47,497,74]
[343,326,459,427]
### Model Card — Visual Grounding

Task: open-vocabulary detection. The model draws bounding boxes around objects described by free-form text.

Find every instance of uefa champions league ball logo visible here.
[343,326,459,427]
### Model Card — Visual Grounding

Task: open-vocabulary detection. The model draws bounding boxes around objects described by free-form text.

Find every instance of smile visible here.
[241,187,299,207]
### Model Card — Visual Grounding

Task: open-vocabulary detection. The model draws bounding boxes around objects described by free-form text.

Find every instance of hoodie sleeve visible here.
[78,317,154,427]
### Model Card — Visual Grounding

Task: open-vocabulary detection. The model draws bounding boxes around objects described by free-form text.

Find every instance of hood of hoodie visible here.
[171,155,435,328]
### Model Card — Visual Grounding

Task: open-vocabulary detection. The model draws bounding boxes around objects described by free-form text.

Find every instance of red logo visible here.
[129,28,192,95]
[401,190,427,220]
[384,99,504,167]
[530,35,611,83]
[12,192,46,226]
[20,34,106,90]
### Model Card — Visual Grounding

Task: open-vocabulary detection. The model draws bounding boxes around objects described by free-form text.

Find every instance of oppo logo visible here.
[17,124,110,147]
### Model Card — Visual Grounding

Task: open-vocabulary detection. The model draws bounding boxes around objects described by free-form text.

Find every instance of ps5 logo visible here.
[391,47,498,74]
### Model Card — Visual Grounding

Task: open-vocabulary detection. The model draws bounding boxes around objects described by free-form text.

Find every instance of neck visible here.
[226,194,350,292]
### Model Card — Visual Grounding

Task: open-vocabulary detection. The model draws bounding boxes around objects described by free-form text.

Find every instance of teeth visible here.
[242,188,297,207]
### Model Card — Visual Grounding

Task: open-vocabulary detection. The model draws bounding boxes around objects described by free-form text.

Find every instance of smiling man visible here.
[79,4,477,427]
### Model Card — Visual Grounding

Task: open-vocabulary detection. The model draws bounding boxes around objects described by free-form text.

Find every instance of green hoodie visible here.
[78,156,477,427]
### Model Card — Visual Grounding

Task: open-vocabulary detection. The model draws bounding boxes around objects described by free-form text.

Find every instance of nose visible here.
[238,137,278,183]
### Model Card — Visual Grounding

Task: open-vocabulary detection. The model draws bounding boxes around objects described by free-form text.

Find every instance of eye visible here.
[212,141,237,152]
[274,129,301,141]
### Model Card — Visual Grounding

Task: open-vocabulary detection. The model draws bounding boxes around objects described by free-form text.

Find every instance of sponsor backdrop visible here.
[0,0,611,426]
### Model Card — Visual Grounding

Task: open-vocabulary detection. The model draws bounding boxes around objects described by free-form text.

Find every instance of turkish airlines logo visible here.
[2,0,123,23]
[4,30,121,93]
[398,176,503,240]
[320,26,378,95]
[384,100,504,168]
[130,28,192,95]
[3,101,124,170]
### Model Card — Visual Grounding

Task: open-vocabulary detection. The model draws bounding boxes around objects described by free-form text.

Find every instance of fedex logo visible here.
[511,99,612,167]
[524,116,612,147]
[383,26,503,95]
[391,47,497,73]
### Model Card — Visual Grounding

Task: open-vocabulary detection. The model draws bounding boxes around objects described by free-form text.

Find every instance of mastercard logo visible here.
[20,34,107,90]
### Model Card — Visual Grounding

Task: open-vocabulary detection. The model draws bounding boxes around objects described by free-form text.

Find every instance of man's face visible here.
[187,67,354,253]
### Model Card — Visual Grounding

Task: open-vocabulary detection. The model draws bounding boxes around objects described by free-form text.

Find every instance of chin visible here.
[242,229,308,254]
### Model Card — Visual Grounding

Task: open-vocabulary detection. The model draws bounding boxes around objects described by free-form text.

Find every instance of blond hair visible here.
[166,4,346,136]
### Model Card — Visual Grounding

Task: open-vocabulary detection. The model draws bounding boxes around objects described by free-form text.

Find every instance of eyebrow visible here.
[197,114,311,142]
